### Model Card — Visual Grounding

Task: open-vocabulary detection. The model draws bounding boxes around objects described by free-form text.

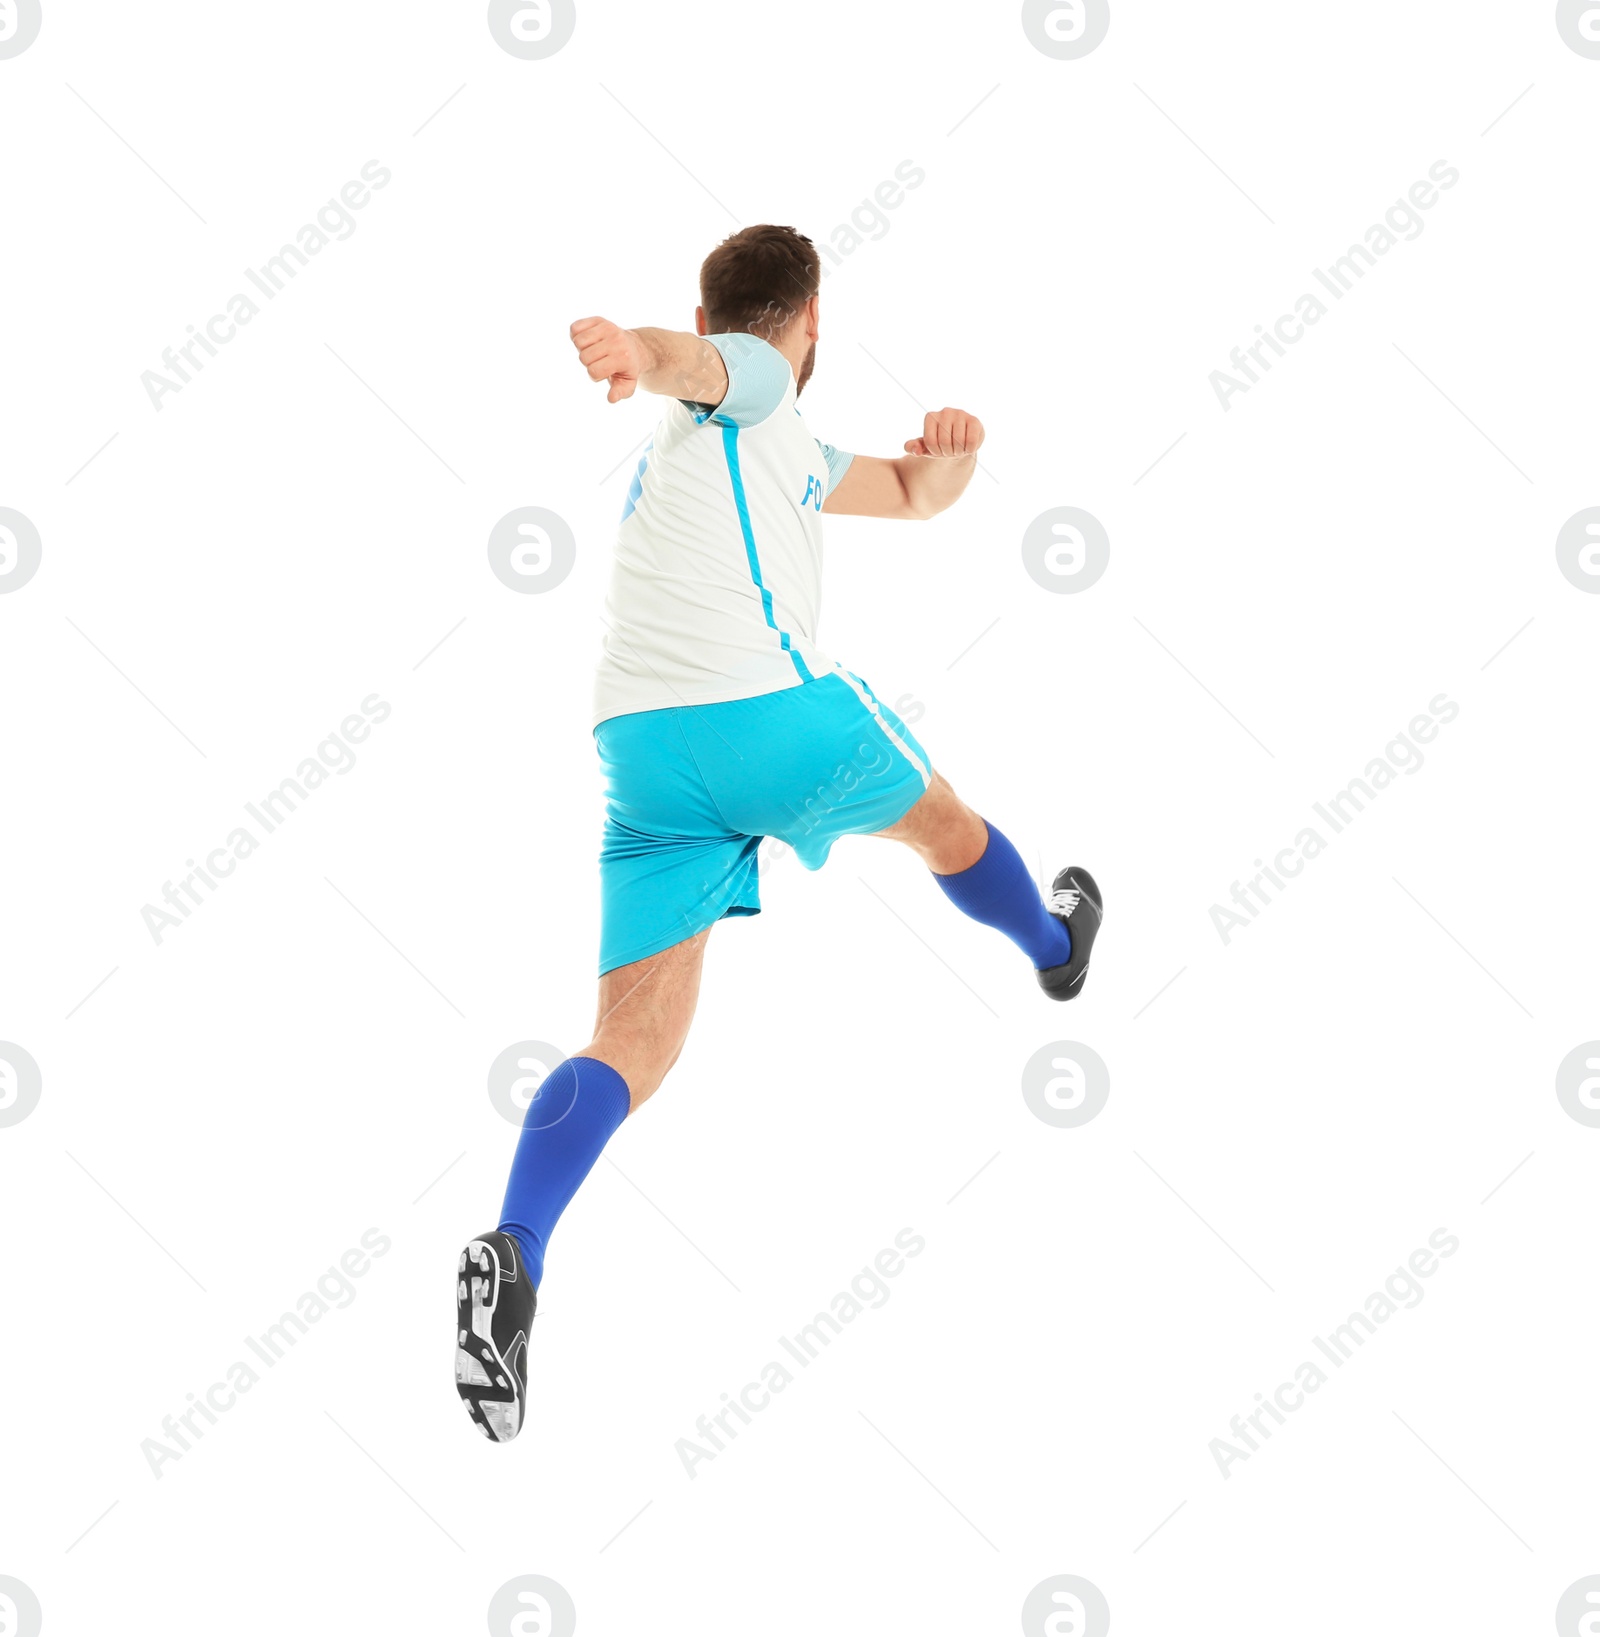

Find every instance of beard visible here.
[796,340,816,396]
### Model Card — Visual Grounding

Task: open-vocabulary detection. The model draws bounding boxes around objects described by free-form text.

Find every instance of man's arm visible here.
[570,317,729,406]
[824,408,984,520]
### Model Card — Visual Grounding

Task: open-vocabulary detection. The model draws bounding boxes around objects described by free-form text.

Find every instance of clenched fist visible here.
[904,408,984,458]
[570,317,650,403]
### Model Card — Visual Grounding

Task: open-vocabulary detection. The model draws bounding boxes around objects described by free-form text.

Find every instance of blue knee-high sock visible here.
[499,1056,631,1289]
[932,820,1071,970]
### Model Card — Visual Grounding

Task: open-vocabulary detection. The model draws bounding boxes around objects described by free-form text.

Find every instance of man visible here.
[456,225,1102,1442]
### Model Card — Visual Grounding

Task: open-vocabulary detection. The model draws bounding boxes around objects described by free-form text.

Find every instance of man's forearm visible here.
[632,329,729,404]
[897,452,977,519]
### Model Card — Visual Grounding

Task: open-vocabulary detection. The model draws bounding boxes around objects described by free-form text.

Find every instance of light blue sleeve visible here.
[696,333,793,428]
[817,441,855,496]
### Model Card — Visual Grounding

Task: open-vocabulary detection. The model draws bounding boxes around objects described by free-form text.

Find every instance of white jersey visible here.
[593,333,854,726]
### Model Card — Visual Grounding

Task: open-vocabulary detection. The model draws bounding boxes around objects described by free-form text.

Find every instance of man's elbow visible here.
[896,476,939,522]
[902,491,949,522]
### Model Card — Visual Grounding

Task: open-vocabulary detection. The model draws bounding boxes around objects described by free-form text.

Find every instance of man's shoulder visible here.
[698,333,795,430]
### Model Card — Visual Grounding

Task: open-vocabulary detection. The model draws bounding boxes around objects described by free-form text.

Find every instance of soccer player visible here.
[456,225,1102,1442]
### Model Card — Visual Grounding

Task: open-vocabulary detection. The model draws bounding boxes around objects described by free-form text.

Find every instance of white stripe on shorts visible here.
[834,667,931,789]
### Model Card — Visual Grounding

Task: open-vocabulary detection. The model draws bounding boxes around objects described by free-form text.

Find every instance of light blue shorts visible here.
[594,671,931,974]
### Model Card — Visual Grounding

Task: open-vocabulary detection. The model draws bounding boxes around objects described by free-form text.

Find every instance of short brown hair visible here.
[699,225,820,341]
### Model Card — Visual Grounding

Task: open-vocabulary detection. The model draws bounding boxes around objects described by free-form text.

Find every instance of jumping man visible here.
[455,225,1102,1442]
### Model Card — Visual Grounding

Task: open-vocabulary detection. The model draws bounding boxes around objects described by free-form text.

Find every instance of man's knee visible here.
[886,773,986,872]
[583,1029,682,1111]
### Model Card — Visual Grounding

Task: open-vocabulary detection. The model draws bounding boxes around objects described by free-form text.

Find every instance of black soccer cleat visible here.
[1035,866,1103,1002]
[455,1231,535,1443]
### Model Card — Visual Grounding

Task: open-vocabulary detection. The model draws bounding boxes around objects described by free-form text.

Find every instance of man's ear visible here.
[694,305,709,336]
[805,294,820,342]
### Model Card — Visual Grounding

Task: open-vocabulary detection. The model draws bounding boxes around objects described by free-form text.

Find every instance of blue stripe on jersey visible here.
[720,424,813,684]
[620,441,654,523]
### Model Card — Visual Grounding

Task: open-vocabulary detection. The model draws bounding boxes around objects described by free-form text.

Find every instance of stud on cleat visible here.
[481,1400,518,1441]
[457,1349,492,1386]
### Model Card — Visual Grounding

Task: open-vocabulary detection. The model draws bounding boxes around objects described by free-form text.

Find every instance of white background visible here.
[2,2,1598,1632]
